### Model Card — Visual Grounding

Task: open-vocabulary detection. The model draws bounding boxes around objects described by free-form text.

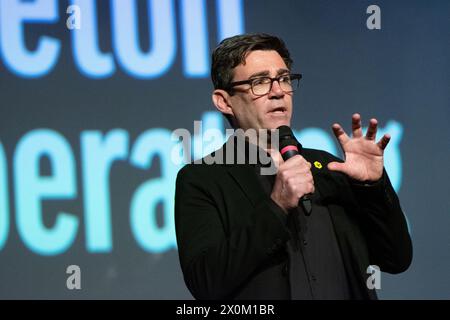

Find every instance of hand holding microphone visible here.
[269,126,314,215]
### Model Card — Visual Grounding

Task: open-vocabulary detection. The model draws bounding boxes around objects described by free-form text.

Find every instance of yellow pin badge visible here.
[313,161,322,169]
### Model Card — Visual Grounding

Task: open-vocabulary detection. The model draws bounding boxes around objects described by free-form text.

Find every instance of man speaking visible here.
[174,33,412,299]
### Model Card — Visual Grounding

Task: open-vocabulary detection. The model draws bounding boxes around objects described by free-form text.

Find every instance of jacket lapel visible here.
[226,164,267,207]
[219,134,271,207]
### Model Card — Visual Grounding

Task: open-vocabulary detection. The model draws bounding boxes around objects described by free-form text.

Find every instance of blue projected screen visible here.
[0,0,449,299]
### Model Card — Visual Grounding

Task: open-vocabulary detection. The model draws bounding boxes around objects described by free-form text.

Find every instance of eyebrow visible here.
[248,68,290,79]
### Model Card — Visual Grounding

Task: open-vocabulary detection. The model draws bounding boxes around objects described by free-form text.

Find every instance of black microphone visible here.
[277,125,312,216]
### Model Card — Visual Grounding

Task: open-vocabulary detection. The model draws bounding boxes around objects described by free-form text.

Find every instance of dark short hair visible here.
[211,33,293,91]
[211,33,293,128]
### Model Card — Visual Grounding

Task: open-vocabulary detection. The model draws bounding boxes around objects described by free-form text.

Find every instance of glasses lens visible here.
[251,75,300,95]
[252,78,272,95]
[279,80,293,93]
[281,75,301,93]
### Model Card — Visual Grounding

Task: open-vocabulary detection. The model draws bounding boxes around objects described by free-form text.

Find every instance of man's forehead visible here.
[233,50,288,78]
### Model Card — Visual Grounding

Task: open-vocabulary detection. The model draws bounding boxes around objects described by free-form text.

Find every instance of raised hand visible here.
[327,113,390,182]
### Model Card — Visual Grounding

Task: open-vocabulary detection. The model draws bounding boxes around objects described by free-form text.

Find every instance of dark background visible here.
[0,0,449,299]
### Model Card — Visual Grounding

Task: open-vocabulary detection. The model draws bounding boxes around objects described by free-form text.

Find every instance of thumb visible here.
[266,148,284,167]
[327,161,346,172]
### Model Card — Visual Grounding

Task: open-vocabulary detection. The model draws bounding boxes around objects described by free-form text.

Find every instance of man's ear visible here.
[212,89,234,117]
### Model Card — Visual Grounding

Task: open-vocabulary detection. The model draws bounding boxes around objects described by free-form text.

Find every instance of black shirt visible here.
[254,164,352,299]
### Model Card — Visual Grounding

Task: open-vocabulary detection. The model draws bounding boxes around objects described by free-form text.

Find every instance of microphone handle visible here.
[300,194,312,216]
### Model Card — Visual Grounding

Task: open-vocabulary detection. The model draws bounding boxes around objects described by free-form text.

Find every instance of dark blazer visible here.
[175,137,412,300]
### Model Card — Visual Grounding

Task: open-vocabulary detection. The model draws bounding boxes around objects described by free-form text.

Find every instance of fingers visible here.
[283,170,314,185]
[302,181,315,195]
[335,114,381,142]
[327,161,346,173]
[280,168,315,195]
[352,113,363,138]
[272,154,316,210]
[377,133,391,150]
[278,155,313,185]
[365,118,378,140]
[332,123,350,145]
[281,155,311,172]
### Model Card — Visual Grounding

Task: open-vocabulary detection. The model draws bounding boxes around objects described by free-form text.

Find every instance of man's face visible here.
[228,50,293,131]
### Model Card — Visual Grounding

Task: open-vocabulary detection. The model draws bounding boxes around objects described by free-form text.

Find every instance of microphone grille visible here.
[277,125,294,139]
[276,125,302,153]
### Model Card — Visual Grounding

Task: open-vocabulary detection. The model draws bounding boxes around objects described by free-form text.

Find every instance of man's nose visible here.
[268,80,284,98]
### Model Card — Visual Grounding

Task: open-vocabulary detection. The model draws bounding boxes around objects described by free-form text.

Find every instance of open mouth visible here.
[269,107,287,114]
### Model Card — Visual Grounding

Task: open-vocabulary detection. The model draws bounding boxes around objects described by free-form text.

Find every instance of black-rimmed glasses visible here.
[228,73,302,96]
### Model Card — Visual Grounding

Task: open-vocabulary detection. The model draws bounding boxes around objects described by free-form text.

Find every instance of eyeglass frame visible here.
[226,73,302,96]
